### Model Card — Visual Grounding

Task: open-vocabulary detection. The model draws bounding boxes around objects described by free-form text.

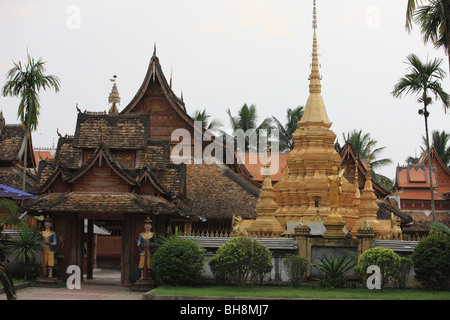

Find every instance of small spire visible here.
[170,65,173,89]
[309,2,321,95]
[153,42,157,56]
[363,141,373,191]
[355,156,360,197]
[367,141,372,178]
[108,75,120,114]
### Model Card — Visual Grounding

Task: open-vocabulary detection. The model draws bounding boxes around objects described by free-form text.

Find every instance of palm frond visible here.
[0,262,16,300]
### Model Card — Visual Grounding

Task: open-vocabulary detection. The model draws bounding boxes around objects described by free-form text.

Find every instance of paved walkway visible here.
[0,269,145,300]
[1,283,145,300]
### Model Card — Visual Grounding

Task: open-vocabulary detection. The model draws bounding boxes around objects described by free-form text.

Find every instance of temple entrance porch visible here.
[51,211,173,286]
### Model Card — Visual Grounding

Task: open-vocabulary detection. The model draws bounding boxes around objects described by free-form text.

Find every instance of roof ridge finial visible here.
[170,65,173,89]
[153,42,157,56]
[108,75,120,114]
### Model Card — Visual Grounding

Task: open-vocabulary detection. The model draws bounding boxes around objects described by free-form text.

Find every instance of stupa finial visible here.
[309,0,321,94]
[298,0,331,128]
[313,0,317,30]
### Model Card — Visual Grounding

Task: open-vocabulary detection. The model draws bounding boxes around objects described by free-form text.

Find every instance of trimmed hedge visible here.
[152,237,205,286]
[412,232,450,290]
[354,247,400,289]
[209,237,272,287]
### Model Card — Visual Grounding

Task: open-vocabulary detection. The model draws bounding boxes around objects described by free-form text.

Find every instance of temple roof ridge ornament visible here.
[298,0,332,129]
[108,75,120,115]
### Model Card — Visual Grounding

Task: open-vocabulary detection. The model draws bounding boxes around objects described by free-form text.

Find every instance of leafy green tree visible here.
[272,106,304,152]
[342,129,393,190]
[2,53,60,191]
[412,231,450,290]
[392,53,450,222]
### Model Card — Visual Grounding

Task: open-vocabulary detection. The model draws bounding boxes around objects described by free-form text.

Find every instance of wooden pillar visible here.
[122,214,133,285]
[68,214,79,267]
[86,219,94,279]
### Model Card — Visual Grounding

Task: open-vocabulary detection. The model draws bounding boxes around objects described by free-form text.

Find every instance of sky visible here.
[0,0,449,181]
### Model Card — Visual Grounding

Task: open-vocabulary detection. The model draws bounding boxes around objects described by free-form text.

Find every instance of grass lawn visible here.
[149,285,450,300]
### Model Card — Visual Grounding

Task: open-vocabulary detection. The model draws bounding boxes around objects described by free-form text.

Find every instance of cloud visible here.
[228,1,293,37]
[207,21,228,32]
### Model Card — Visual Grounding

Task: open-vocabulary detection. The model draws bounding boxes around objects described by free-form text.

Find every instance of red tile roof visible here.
[399,189,447,201]
[242,154,288,182]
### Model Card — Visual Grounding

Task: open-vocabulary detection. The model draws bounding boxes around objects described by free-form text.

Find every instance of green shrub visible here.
[283,255,308,288]
[152,237,205,286]
[210,237,272,287]
[391,257,413,289]
[412,232,450,290]
[313,252,356,288]
[209,255,231,285]
[355,247,400,289]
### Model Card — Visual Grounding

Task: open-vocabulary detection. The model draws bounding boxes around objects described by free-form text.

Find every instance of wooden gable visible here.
[67,143,137,193]
[119,51,257,186]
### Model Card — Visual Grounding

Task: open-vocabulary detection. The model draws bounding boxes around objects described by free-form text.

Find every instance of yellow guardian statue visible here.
[137,217,156,280]
[40,216,57,278]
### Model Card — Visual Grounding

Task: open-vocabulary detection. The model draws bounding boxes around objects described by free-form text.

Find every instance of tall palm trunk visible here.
[22,130,28,191]
[423,104,437,223]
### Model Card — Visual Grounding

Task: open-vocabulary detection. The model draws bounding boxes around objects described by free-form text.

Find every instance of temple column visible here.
[122,214,133,285]
[86,219,94,279]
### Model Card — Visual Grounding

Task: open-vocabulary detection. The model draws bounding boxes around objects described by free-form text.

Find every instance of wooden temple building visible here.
[393,147,450,238]
[21,49,260,284]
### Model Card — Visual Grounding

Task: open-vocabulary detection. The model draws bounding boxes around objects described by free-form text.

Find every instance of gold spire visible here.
[363,141,373,191]
[108,75,120,115]
[298,0,331,129]
[355,156,361,198]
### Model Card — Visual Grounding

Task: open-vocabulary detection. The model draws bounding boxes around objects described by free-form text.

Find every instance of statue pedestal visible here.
[35,277,59,288]
[323,212,346,239]
[133,278,155,292]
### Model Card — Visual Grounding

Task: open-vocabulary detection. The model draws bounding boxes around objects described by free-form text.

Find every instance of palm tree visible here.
[2,53,60,191]
[392,53,450,223]
[6,225,41,280]
[0,199,24,228]
[191,108,223,133]
[226,104,273,153]
[342,130,393,190]
[0,262,16,300]
[423,130,450,167]
[406,0,450,72]
[272,106,304,152]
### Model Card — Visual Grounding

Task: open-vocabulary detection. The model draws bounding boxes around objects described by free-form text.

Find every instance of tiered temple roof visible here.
[25,48,260,224]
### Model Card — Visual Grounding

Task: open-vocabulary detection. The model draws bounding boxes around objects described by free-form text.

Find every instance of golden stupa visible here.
[246,159,285,237]
[261,0,392,238]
